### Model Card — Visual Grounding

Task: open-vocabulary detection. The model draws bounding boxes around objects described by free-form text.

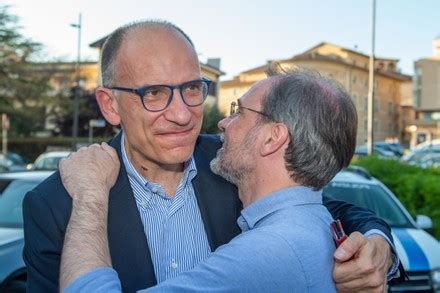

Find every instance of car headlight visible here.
[432,268,440,292]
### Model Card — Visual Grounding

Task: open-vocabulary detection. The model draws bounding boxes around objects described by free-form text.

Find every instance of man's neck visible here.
[238,167,298,208]
[124,141,185,197]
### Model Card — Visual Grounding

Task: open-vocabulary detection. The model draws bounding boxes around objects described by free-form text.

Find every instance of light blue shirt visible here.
[65,186,337,293]
[120,132,211,282]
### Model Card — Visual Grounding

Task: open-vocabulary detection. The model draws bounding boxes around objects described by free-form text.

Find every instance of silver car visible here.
[0,171,53,292]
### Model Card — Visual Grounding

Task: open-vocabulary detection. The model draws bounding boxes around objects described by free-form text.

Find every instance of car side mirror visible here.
[416,215,433,230]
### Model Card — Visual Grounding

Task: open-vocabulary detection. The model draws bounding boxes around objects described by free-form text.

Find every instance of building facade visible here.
[220,42,413,146]
[412,38,440,146]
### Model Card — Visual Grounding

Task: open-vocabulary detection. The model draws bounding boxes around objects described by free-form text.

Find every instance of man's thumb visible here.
[334,231,366,262]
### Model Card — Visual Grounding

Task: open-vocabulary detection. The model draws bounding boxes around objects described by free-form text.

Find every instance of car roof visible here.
[38,151,70,158]
[331,169,378,185]
[0,171,54,180]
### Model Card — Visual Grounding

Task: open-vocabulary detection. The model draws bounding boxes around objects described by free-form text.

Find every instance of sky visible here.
[5,0,440,80]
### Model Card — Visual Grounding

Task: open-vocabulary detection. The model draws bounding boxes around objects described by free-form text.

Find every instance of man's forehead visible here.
[241,78,275,104]
[120,27,192,57]
[114,27,199,84]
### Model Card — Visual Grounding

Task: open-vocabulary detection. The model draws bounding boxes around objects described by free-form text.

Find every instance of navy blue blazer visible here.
[22,132,393,293]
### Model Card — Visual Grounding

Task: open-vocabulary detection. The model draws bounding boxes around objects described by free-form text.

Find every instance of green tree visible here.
[0,5,52,136]
[202,104,225,134]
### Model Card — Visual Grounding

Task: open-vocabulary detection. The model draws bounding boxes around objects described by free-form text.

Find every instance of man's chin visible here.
[210,156,237,184]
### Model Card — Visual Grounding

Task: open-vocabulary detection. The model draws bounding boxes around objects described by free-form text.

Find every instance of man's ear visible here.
[260,123,289,157]
[95,87,121,126]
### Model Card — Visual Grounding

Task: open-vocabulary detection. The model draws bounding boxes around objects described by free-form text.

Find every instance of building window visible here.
[352,93,357,104]
[208,81,217,96]
[352,75,357,84]
[374,96,379,112]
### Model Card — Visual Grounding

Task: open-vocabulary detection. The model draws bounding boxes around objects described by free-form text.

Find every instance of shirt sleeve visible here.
[63,267,122,293]
[364,229,401,280]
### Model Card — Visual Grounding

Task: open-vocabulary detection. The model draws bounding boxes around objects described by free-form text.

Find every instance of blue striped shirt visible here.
[120,132,211,283]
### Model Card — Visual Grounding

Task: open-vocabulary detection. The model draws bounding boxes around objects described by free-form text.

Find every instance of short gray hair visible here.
[100,20,194,87]
[262,66,357,190]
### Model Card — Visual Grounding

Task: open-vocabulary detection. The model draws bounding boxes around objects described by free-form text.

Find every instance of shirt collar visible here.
[120,131,197,198]
[238,186,323,232]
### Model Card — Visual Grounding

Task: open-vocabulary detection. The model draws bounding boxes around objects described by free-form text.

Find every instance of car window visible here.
[324,182,414,228]
[0,179,40,228]
[34,156,63,170]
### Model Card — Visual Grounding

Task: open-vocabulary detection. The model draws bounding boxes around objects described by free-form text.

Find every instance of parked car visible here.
[0,153,27,173]
[374,141,404,157]
[402,148,440,169]
[354,145,397,159]
[324,167,440,292]
[27,151,70,171]
[416,153,440,169]
[412,139,440,152]
[0,171,53,292]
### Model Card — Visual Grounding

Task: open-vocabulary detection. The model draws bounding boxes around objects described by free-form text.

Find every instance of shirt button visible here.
[171,259,178,269]
[152,187,158,193]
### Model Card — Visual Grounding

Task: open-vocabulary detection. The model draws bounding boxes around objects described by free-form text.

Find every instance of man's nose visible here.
[217,116,231,132]
[164,89,192,125]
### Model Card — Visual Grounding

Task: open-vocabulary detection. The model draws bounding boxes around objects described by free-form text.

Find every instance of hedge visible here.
[352,156,440,239]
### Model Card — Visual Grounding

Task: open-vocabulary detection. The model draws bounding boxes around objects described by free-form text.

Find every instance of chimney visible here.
[433,37,440,58]
[207,58,221,70]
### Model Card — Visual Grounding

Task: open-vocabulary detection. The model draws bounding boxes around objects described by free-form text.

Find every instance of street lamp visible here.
[70,13,82,150]
[367,0,376,155]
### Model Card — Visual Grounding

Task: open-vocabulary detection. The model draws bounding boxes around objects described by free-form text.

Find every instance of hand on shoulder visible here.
[59,142,120,203]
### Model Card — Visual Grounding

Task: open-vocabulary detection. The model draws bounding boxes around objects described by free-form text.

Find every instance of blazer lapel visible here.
[107,132,157,292]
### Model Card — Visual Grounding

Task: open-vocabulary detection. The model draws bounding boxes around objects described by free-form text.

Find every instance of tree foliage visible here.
[0,5,52,136]
[201,104,225,134]
[353,156,440,239]
[49,85,116,138]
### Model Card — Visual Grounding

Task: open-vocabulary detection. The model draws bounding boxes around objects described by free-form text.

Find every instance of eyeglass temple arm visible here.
[230,101,237,114]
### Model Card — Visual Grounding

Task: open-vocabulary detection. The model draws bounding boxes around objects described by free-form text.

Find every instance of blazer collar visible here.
[107,132,157,291]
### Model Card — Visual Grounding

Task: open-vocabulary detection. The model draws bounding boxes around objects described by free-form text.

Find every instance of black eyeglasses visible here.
[229,101,272,119]
[109,78,211,112]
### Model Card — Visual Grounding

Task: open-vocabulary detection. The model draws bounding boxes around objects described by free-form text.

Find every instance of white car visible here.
[28,151,70,171]
[324,167,440,292]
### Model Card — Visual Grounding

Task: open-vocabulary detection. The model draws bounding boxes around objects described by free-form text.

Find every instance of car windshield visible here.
[34,156,63,170]
[324,182,414,228]
[0,179,40,228]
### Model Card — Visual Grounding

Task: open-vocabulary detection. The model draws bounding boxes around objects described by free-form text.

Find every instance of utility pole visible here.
[367,0,376,155]
[1,114,9,154]
[71,13,82,150]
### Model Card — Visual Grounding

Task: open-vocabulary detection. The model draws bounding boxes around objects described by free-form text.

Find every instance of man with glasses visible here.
[23,20,398,293]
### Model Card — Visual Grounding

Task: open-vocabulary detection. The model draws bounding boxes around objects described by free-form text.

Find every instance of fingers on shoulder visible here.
[100,142,119,165]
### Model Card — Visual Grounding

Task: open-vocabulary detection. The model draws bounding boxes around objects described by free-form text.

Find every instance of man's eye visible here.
[145,90,160,96]
[144,86,168,99]
[185,82,203,93]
